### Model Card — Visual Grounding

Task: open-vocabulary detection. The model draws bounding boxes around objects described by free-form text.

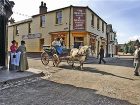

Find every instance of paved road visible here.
[1,55,139,105]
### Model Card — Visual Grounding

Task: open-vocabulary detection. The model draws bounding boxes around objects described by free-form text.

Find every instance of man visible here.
[98,45,106,64]
[133,44,140,76]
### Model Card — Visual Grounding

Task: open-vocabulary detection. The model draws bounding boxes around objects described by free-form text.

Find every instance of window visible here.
[97,18,100,30]
[74,37,84,48]
[110,34,112,41]
[15,26,19,35]
[40,15,45,27]
[56,11,62,24]
[28,22,31,33]
[102,21,104,32]
[91,14,94,26]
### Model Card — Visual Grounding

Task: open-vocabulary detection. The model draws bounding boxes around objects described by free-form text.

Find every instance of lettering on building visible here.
[22,33,42,40]
[73,7,86,30]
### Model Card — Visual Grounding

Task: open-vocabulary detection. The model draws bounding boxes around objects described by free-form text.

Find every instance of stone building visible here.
[107,24,118,57]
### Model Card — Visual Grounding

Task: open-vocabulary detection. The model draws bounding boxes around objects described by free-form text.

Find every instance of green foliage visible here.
[123,40,138,54]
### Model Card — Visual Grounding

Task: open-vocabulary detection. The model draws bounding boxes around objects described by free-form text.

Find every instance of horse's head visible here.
[78,45,90,56]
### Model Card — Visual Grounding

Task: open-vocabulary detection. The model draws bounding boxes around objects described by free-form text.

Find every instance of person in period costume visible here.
[133,43,140,76]
[51,38,57,47]
[17,40,29,71]
[98,45,106,64]
[9,40,18,70]
[52,38,63,55]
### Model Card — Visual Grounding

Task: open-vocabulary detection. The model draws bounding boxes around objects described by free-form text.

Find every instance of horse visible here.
[69,45,90,70]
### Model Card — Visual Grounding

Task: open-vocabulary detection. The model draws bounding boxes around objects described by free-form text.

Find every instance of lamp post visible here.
[68,5,72,49]
[0,0,14,69]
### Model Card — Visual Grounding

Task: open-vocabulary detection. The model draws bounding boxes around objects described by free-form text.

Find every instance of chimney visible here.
[39,1,47,14]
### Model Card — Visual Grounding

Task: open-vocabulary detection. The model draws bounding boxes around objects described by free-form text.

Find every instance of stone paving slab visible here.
[0,68,45,83]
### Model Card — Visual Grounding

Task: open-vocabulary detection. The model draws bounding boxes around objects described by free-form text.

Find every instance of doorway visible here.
[40,38,44,51]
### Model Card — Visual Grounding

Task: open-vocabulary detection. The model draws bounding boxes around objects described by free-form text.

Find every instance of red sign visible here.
[73,8,86,30]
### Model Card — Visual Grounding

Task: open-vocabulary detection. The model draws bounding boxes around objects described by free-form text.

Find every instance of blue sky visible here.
[11,0,140,44]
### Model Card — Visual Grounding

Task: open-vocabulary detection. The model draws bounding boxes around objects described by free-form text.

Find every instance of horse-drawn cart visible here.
[41,45,71,66]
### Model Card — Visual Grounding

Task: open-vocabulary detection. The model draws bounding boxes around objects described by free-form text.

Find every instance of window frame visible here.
[91,14,94,26]
[56,11,62,24]
[97,18,100,30]
[15,26,19,35]
[40,15,45,27]
[102,21,104,32]
[28,22,31,34]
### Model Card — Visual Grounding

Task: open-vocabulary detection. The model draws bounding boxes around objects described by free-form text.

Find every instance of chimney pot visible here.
[39,2,47,14]
[44,3,46,7]
[41,1,43,6]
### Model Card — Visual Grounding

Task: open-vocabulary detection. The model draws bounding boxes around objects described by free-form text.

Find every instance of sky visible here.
[11,0,140,44]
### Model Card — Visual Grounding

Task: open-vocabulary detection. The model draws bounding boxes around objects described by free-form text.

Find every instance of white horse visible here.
[69,45,90,70]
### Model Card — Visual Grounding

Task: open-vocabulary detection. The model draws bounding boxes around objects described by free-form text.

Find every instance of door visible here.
[40,38,44,51]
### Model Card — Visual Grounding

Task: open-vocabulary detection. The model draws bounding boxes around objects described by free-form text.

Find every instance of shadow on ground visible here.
[85,57,134,68]
[58,65,135,81]
[0,78,135,105]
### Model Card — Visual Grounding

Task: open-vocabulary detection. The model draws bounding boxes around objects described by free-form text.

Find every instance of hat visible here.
[21,40,25,44]
[11,40,16,44]
[100,45,103,47]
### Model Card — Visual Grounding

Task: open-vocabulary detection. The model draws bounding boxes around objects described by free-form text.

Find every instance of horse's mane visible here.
[78,45,89,55]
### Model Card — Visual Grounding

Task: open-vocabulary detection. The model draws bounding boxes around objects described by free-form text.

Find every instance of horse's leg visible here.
[81,62,84,70]
[72,59,74,69]
[80,62,83,70]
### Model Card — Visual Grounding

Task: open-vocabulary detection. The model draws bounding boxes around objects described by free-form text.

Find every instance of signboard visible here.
[22,33,42,40]
[73,7,86,30]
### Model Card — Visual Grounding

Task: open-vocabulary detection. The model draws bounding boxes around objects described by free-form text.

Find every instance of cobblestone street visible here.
[0,55,140,105]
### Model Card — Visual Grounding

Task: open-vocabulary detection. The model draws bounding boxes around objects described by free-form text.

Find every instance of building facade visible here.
[107,24,118,57]
[0,0,14,67]
[8,2,107,56]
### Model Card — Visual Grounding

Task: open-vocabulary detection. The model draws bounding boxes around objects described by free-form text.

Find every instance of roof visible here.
[32,5,107,24]
[9,5,107,26]
[8,18,32,27]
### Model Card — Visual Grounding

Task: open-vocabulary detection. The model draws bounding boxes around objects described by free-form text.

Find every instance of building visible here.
[107,24,118,57]
[8,2,107,57]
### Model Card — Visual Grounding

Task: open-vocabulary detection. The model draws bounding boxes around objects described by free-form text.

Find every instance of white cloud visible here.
[128,35,140,41]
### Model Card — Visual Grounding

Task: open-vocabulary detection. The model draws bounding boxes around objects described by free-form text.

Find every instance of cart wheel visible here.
[41,52,49,66]
[52,54,60,67]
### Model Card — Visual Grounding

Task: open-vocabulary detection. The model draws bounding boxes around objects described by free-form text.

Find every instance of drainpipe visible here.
[68,5,72,49]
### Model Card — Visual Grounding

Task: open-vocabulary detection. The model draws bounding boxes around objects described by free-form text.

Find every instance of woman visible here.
[55,38,63,55]
[9,40,18,70]
[17,40,29,71]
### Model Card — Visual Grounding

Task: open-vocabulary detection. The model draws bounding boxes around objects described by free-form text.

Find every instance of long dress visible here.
[17,45,29,71]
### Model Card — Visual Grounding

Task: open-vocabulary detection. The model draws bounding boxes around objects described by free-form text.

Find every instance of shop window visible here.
[74,37,84,48]
[56,11,62,24]
[40,15,45,27]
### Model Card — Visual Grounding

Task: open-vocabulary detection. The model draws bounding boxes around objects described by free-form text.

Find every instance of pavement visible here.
[0,55,132,84]
[0,68,45,84]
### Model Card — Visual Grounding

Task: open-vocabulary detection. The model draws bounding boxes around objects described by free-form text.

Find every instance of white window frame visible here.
[56,11,62,24]
[40,15,45,27]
